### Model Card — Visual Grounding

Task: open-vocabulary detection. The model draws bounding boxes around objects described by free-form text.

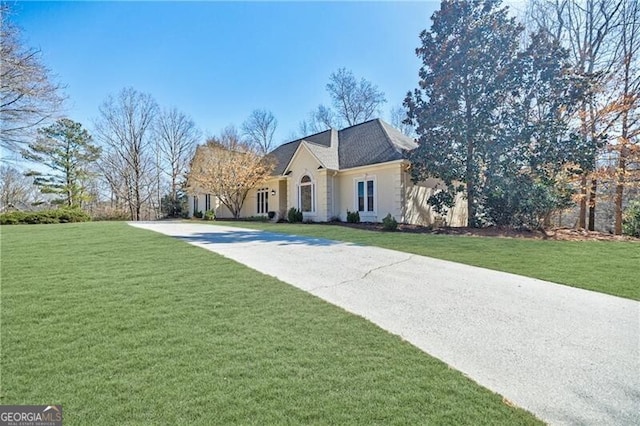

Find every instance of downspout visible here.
[332,171,338,220]
[400,163,405,223]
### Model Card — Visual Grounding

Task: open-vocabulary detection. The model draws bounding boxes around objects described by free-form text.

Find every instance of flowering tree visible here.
[187,127,275,218]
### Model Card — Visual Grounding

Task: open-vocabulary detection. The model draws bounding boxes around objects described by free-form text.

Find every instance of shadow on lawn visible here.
[176,230,345,247]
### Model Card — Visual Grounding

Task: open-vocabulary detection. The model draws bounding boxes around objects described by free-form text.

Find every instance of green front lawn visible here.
[1,222,540,424]
[204,221,640,300]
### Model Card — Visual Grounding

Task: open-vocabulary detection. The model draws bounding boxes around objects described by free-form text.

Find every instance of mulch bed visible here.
[212,217,638,242]
[330,222,639,242]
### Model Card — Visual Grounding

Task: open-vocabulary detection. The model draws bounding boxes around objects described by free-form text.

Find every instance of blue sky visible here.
[10,1,440,145]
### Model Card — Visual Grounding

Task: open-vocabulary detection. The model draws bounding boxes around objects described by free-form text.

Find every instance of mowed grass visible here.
[207,221,640,301]
[1,222,541,425]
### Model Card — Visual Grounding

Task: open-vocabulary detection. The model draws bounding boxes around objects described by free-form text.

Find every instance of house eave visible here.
[337,159,408,173]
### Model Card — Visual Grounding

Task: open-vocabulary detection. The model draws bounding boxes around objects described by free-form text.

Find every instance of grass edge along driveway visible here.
[1,222,541,425]
[199,220,640,301]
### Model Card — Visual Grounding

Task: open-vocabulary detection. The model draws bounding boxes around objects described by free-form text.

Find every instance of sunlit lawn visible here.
[206,220,640,301]
[1,222,541,425]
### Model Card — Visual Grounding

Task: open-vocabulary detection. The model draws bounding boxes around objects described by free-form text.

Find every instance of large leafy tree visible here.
[405,0,522,227]
[406,0,590,228]
[187,127,275,219]
[484,31,592,228]
[22,118,100,207]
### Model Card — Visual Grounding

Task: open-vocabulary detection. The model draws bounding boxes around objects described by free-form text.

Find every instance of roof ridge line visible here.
[285,128,332,145]
[302,139,332,148]
[375,118,400,154]
[338,118,380,132]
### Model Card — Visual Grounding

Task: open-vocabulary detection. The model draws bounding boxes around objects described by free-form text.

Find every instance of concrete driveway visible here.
[130,222,639,425]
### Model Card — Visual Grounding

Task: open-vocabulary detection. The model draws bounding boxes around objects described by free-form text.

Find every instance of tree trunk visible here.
[578,175,587,229]
[615,14,633,234]
[577,101,589,229]
[464,92,475,228]
[135,182,141,221]
[171,175,177,217]
[615,110,630,234]
[466,178,474,228]
[232,201,240,219]
[588,178,597,231]
[614,154,625,235]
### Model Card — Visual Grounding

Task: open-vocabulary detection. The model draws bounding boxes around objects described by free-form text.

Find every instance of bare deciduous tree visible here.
[0,4,63,152]
[313,104,339,130]
[187,127,275,219]
[94,88,158,221]
[298,68,387,134]
[297,106,337,137]
[0,164,36,210]
[389,105,415,137]
[610,0,640,234]
[97,150,130,213]
[241,109,278,154]
[528,0,623,230]
[326,67,386,126]
[154,107,200,217]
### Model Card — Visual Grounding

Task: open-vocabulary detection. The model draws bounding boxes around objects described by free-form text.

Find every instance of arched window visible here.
[299,175,315,213]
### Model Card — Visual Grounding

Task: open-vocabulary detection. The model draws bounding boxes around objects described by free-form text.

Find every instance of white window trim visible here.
[298,174,316,215]
[354,176,377,215]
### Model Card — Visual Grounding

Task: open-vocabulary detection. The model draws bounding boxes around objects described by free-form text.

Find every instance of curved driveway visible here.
[130,222,639,425]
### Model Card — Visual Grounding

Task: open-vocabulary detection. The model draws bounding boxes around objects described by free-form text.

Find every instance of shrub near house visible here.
[622,201,640,237]
[382,213,398,231]
[288,207,303,223]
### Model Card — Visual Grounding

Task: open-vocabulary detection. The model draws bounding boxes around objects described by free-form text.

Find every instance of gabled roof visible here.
[303,129,339,171]
[270,139,302,176]
[268,119,416,175]
[338,119,417,169]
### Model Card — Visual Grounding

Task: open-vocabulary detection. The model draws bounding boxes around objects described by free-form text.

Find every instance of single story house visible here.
[188,118,467,226]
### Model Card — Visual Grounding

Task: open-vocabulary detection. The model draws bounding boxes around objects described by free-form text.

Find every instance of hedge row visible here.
[0,208,91,225]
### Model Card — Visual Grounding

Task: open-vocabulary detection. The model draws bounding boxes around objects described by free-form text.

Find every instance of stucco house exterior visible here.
[188,119,467,226]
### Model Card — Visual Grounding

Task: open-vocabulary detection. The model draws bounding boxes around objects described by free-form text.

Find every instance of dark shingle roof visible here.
[268,119,416,175]
[268,129,334,175]
[269,140,302,175]
[338,119,417,169]
[304,129,333,147]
